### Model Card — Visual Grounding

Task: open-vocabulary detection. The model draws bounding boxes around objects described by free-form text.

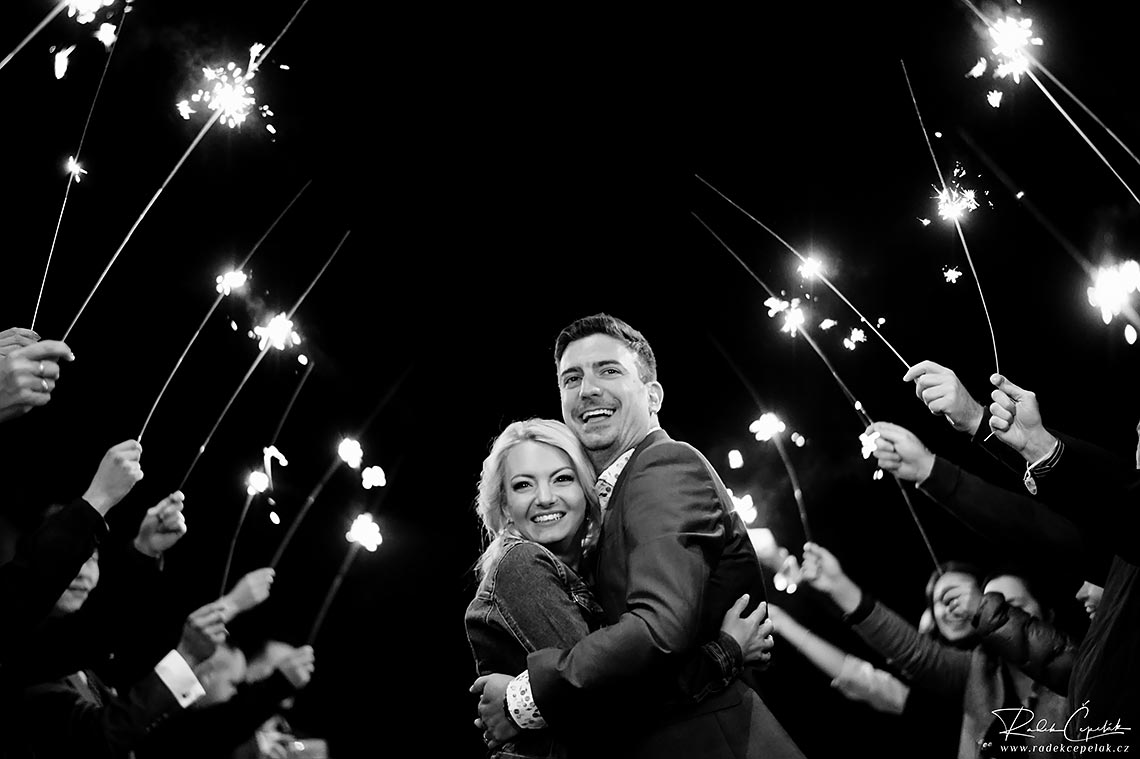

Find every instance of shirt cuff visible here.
[842,592,876,626]
[154,650,206,708]
[1023,439,1063,495]
[505,670,546,730]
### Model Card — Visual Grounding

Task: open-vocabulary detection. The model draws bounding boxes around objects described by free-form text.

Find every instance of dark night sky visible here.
[2,1,1139,756]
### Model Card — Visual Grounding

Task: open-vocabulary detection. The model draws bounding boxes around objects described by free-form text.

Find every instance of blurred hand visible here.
[942,582,982,623]
[221,567,275,621]
[866,422,935,483]
[276,645,315,689]
[470,673,517,748]
[802,542,863,614]
[987,374,1057,461]
[903,360,985,434]
[134,491,187,557]
[82,440,143,515]
[0,340,73,424]
[719,594,774,668]
[177,601,228,667]
[0,328,40,358]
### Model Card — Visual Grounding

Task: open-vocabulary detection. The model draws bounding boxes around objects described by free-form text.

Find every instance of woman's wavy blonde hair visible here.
[474,418,600,579]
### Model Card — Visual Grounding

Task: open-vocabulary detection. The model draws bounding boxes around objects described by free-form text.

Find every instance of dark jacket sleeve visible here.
[527,442,728,722]
[920,455,1112,584]
[849,599,973,699]
[0,498,107,666]
[972,592,1077,695]
[135,672,296,759]
[18,670,183,758]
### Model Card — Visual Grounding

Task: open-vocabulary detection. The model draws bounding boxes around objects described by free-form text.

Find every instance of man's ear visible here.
[648,381,664,415]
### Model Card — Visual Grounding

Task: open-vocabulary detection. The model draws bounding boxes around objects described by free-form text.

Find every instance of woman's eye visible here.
[555,474,575,483]
[511,482,531,491]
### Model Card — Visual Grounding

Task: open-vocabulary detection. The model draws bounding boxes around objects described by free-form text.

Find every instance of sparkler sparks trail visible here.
[215,270,248,295]
[966,57,987,78]
[177,230,350,491]
[694,178,911,369]
[750,413,786,442]
[95,23,116,49]
[66,156,87,183]
[54,45,76,79]
[987,90,1003,108]
[337,438,364,469]
[306,514,383,644]
[246,471,270,496]
[988,16,1042,84]
[0,2,68,73]
[944,267,963,284]
[362,466,386,489]
[178,45,273,131]
[935,165,979,222]
[819,319,837,330]
[798,258,823,279]
[136,180,312,442]
[68,0,116,25]
[843,328,866,351]
[253,313,302,351]
[901,60,1000,375]
[1087,261,1140,325]
[696,215,942,573]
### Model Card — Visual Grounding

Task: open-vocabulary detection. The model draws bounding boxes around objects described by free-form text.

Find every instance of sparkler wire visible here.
[137,180,313,442]
[694,175,911,370]
[0,1,67,73]
[306,542,361,644]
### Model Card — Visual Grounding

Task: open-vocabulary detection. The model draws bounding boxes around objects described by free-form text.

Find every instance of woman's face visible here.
[503,441,588,560]
[932,571,981,641]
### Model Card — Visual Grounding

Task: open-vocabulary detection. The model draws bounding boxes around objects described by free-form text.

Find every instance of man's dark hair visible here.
[982,563,1054,618]
[553,313,657,383]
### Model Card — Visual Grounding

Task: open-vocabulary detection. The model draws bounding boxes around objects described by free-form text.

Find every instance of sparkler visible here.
[0,2,68,74]
[253,313,302,351]
[362,465,386,489]
[696,214,942,573]
[177,230,350,491]
[136,179,312,443]
[694,176,911,370]
[60,0,316,340]
[943,267,963,284]
[1087,261,1140,325]
[177,45,271,131]
[901,61,1001,376]
[843,328,866,351]
[337,438,364,470]
[269,365,413,569]
[54,45,76,79]
[307,514,382,645]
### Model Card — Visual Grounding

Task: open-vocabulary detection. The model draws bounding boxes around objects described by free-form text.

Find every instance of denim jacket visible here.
[465,536,744,758]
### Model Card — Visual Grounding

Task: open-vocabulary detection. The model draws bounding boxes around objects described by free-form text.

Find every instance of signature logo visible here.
[991,701,1131,743]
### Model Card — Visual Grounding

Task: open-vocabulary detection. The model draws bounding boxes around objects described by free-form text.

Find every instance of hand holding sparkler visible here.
[220,568,276,622]
[81,440,143,515]
[903,361,985,435]
[866,423,935,484]
[987,374,1058,462]
[276,645,315,689]
[0,328,40,358]
[719,594,773,669]
[134,491,188,558]
[0,340,74,423]
[176,601,229,668]
[801,543,862,615]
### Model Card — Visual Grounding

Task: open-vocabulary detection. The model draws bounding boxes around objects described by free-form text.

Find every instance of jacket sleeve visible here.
[849,599,972,699]
[831,654,910,715]
[492,544,593,653]
[972,592,1078,695]
[920,455,1112,584]
[527,442,727,722]
[18,671,183,758]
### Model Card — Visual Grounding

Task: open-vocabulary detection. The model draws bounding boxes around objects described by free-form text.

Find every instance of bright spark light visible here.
[246,470,269,495]
[67,0,116,25]
[229,320,238,331]
[843,328,866,351]
[727,489,757,525]
[298,354,309,366]
[263,444,289,469]
[253,313,301,351]
[1127,325,1138,345]
[876,318,886,327]
[764,296,789,317]
[179,44,270,129]
[819,319,837,330]
[918,218,932,226]
[214,269,248,296]
[798,257,823,280]
[362,465,386,489]
[873,469,884,481]
[54,45,76,79]
[338,438,364,469]
[859,430,881,460]
[65,156,87,183]
[747,528,778,565]
[94,23,116,50]
[347,513,382,552]
[1015,191,1025,199]
[1087,261,1140,325]
[791,432,806,447]
[966,57,987,78]
[750,413,785,442]
[989,16,1043,85]
[944,267,963,284]
[773,572,788,591]
[269,511,280,525]
[936,185,979,221]
[987,90,1003,108]
[728,450,743,470]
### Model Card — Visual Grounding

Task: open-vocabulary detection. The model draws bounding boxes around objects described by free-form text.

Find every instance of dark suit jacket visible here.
[527,429,804,759]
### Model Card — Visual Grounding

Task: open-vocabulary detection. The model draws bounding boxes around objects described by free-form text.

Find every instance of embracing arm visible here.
[973,593,1078,695]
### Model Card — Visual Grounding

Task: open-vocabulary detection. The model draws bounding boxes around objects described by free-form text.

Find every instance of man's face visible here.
[985,575,1044,620]
[558,334,661,467]
[54,551,99,615]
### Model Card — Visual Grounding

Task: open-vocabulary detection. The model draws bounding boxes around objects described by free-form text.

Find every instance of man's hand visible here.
[470,673,518,748]
[0,340,74,423]
[903,360,985,434]
[82,440,144,515]
[801,542,863,614]
[176,601,229,668]
[987,374,1057,461]
[134,491,188,558]
[720,594,773,668]
[276,645,315,689]
[0,328,40,358]
[220,567,275,621]
[867,422,936,483]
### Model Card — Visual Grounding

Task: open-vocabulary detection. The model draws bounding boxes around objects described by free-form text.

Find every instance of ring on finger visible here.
[38,361,44,376]
[41,379,49,392]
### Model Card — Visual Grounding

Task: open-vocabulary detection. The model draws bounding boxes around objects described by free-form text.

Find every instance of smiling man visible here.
[474,313,803,758]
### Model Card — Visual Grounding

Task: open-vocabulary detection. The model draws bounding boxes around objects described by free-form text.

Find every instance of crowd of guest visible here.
[0,327,327,759]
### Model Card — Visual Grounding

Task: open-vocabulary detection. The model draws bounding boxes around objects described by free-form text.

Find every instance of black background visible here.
[1,1,1138,756]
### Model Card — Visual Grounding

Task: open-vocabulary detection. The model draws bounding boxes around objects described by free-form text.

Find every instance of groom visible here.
[473,314,804,758]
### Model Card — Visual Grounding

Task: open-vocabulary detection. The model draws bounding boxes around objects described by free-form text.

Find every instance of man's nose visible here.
[579,374,602,397]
